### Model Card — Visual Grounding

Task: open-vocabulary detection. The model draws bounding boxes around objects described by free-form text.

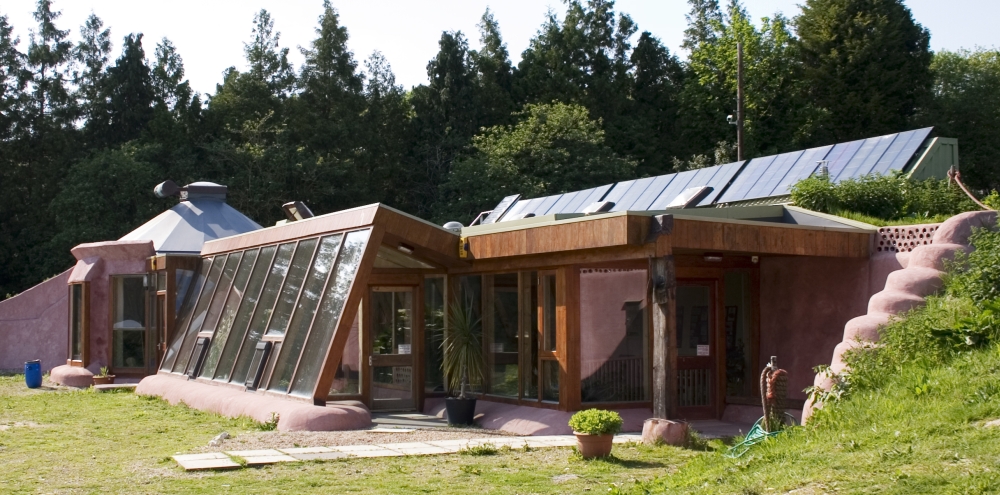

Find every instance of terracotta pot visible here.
[92,375,115,386]
[574,432,614,458]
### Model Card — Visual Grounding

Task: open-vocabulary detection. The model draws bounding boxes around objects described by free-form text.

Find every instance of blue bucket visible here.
[24,360,42,389]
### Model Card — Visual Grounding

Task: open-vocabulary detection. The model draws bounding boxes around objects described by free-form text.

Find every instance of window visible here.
[329,308,361,396]
[579,268,649,403]
[111,275,147,370]
[725,272,754,398]
[486,273,519,397]
[68,283,89,365]
[423,276,446,393]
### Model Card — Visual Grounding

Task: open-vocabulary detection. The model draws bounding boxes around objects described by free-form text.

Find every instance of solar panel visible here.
[482,194,520,224]
[499,196,545,222]
[741,151,804,202]
[696,161,746,206]
[770,145,833,197]
[501,199,529,220]
[650,169,701,209]
[717,154,777,203]
[546,190,583,214]
[823,139,863,180]
[534,194,563,215]
[571,184,615,213]
[611,176,661,211]
[854,133,898,177]
[630,174,677,210]
[870,127,932,175]
[888,127,932,173]
[602,180,637,207]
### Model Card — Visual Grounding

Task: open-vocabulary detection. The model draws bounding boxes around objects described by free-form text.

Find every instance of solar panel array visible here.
[493,127,933,222]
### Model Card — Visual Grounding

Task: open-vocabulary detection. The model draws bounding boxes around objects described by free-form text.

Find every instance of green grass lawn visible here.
[0,376,692,494]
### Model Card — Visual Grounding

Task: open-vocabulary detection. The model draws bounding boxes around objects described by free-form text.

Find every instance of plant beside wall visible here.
[569,409,623,458]
[92,366,115,386]
[441,299,485,426]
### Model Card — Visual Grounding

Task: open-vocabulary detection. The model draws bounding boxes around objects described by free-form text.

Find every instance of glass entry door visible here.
[676,282,718,419]
[369,287,415,411]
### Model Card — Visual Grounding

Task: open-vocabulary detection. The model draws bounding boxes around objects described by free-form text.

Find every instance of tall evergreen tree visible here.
[795,0,932,141]
[91,33,154,147]
[471,9,514,128]
[358,51,409,207]
[245,9,294,98]
[151,38,191,115]
[25,0,75,132]
[0,13,25,143]
[622,32,685,176]
[72,13,110,138]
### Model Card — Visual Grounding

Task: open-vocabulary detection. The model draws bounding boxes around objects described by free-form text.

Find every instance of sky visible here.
[3,0,998,96]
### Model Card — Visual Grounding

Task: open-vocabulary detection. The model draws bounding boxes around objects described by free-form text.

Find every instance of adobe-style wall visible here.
[759,256,871,401]
[0,269,72,372]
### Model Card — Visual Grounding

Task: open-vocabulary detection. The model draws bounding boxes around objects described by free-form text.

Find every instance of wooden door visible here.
[675,281,719,419]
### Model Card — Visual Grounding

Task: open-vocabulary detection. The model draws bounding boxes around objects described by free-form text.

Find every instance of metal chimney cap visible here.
[443,221,464,233]
[182,182,228,202]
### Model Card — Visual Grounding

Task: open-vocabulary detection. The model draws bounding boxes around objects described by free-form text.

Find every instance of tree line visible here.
[1,0,999,296]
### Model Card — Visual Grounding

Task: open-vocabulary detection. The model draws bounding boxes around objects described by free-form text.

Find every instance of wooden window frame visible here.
[109,274,150,375]
[67,282,90,367]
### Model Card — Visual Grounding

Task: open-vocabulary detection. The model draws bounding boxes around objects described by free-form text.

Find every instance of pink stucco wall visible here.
[759,256,871,401]
[0,269,72,372]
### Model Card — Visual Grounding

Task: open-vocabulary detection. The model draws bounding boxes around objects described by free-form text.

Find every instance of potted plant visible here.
[92,366,115,386]
[441,299,485,426]
[569,409,623,458]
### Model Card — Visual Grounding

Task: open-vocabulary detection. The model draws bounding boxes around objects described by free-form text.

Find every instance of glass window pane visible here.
[580,268,648,403]
[542,274,557,352]
[265,238,318,337]
[487,273,518,397]
[290,229,370,398]
[372,366,412,405]
[725,272,753,397]
[202,252,243,335]
[542,359,560,402]
[161,258,212,372]
[454,275,483,394]
[522,272,538,400]
[329,309,361,396]
[214,246,276,381]
[200,248,258,379]
[70,284,84,361]
[173,254,228,373]
[230,243,295,384]
[424,277,446,393]
[677,286,711,357]
[113,276,146,369]
[267,235,342,393]
[371,290,413,355]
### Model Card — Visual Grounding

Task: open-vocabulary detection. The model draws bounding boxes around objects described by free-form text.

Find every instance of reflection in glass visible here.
[161,258,212,371]
[522,272,538,400]
[677,286,711,357]
[268,235,341,393]
[580,268,649,403]
[265,239,318,337]
[173,254,228,373]
[213,246,275,381]
[200,248,258,379]
[725,272,753,397]
[372,366,412,404]
[456,275,483,394]
[542,274,557,352]
[371,290,412,355]
[201,252,243,336]
[329,309,361,396]
[424,277,446,393]
[231,243,295,384]
[112,276,146,369]
[542,359,560,402]
[290,229,370,397]
[70,284,84,361]
[487,273,518,397]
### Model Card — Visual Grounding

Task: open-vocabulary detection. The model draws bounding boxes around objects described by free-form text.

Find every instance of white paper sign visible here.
[696,345,710,356]
[397,344,411,355]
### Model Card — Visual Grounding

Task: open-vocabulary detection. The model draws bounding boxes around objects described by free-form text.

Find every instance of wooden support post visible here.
[651,254,677,419]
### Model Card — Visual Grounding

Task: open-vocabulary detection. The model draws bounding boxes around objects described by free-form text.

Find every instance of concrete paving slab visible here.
[279,446,333,455]
[242,455,298,465]
[331,444,394,452]
[424,439,473,448]
[173,453,240,471]
[369,427,416,433]
[331,445,403,457]
[527,436,577,447]
[225,449,286,457]
[290,451,350,461]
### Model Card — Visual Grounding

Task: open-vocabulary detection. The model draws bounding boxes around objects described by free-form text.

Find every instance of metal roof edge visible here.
[782,205,880,231]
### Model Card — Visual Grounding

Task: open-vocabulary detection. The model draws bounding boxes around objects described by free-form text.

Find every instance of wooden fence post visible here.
[650,254,677,419]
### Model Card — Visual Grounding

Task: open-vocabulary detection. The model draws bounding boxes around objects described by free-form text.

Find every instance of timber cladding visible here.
[465,215,648,259]
[671,218,871,258]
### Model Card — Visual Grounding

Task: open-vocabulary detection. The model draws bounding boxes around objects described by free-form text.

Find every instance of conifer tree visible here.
[94,33,154,147]
[471,9,514,128]
[25,0,75,133]
[73,13,110,138]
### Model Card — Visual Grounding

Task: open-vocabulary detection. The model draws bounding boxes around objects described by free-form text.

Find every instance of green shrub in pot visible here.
[569,409,623,436]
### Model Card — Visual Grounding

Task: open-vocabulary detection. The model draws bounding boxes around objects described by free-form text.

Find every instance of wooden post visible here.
[651,254,677,419]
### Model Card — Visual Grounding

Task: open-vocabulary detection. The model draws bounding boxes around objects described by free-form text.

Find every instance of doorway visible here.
[675,282,719,419]
[369,287,416,411]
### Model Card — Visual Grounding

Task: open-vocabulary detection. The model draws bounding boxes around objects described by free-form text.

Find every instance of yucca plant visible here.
[442,298,485,399]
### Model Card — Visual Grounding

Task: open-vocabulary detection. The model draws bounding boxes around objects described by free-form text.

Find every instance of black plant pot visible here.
[445,397,477,426]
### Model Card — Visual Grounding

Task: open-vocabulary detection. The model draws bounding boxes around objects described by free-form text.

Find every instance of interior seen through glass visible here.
[677,285,711,357]
[211,245,276,382]
[112,276,146,369]
[725,272,753,397]
[199,248,259,380]
[580,268,649,403]
[424,277,445,393]
[160,258,211,372]
[173,255,228,373]
[229,243,294,384]
[487,273,519,397]
[329,308,361,396]
[70,284,83,361]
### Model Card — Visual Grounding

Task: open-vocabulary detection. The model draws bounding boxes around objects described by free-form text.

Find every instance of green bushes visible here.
[790,174,978,223]
[947,226,1000,304]
[568,409,623,435]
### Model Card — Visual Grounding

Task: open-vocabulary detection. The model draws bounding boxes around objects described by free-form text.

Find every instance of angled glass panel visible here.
[611,177,659,212]
[872,128,931,175]
[518,197,546,216]
[771,146,832,198]
[834,136,883,182]
[213,246,275,382]
[534,194,562,215]
[546,191,582,214]
[161,258,212,371]
[171,255,227,373]
[889,127,933,173]
[853,133,898,177]
[265,238,318,337]
[568,184,614,212]
[651,169,699,209]
[696,161,745,207]
[718,155,777,203]
[630,174,676,211]
[230,242,295,384]
[824,140,863,181]
[200,248,258,379]
[202,252,243,336]
[745,151,803,201]
[501,199,529,220]
[290,229,371,398]
[602,180,636,207]
[267,235,343,393]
